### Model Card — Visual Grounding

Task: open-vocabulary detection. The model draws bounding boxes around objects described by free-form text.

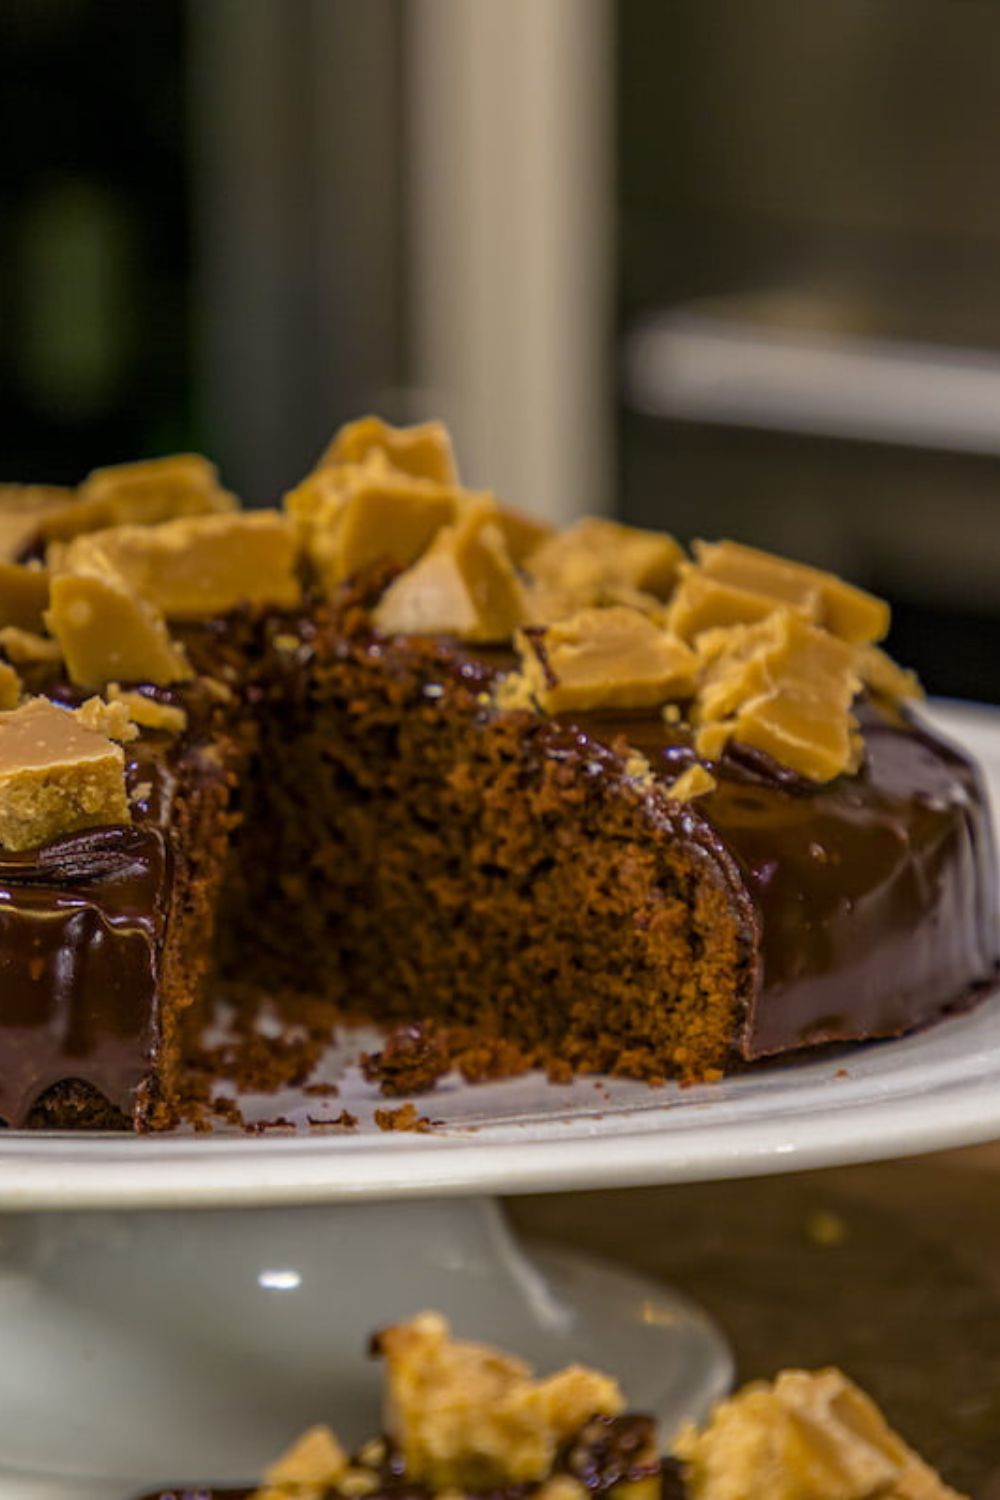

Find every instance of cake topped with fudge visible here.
[0,415,994,1129]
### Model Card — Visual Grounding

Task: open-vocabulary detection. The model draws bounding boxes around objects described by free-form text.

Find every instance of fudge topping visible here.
[0,697,129,851]
[665,764,717,803]
[0,662,21,711]
[263,1426,348,1493]
[374,1311,623,1488]
[673,1367,962,1500]
[291,461,462,597]
[527,517,684,605]
[107,684,188,735]
[0,484,77,560]
[318,414,459,485]
[374,500,527,643]
[0,561,49,632]
[692,611,863,780]
[46,566,192,688]
[691,538,890,644]
[58,511,301,620]
[72,453,237,533]
[512,607,697,714]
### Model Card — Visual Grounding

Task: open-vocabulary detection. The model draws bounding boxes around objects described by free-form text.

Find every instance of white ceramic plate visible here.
[0,700,997,1211]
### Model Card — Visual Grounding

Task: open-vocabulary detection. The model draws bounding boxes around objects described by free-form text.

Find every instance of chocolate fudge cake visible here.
[140,1311,964,1500]
[0,416,995,1128]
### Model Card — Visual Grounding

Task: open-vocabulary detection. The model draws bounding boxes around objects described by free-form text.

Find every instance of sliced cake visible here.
[0,419,993,1128]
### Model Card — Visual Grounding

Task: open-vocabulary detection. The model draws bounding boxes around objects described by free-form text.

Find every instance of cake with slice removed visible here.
[0,417,994,1129]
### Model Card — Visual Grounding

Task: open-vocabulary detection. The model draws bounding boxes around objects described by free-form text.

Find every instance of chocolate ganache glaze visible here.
[0,821,166,1128]
[562,696,1000,1060]
[0,720,228,1129]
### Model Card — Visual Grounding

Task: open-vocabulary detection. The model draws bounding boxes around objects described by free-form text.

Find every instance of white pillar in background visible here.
[405,0,614,524]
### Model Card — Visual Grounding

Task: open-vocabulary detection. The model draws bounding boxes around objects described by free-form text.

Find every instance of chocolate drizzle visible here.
[0,822,168,1127]
[562,697,1000,1059]
[0,731,199,1128]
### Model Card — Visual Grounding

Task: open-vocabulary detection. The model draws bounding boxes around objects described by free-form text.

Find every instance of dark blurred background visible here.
[3,0,1000,698]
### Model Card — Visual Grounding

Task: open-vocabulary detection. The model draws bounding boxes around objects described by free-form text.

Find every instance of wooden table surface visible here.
[510,1144,1000,1499]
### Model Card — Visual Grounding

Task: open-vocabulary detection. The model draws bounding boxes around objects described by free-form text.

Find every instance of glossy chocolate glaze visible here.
[0,689,238,1130]
[0,733,186,1128]
[562,698,1000,1058]
[0,821,166,1127]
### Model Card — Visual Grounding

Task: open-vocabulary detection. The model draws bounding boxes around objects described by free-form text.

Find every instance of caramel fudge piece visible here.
[0,485,79,560]
[673,1367,963,1500]
[693,612,862,781]
[0,697,129,851]
[859,645,923,705]
[666,764,717,802]
[47,568,191,689]
[493,503,555,565]
[318,415,459,485]
[74,696,139,744]
[512,606,697,714]
[62,453,237,538]
[374,1312,623,1490]
[60,511,300,620]
[717,695,861,783]
[0,626,62,665]
[106,685,188,735]
[668,566,817,642]
[1,457,234,564]
[696,613,860,724]
[0,562,50,632]
[528,518,684,608]
[259,1425,348,1499]
[0,662,21,711]
[374,500,527,642]
[694,540,889,645]
[299,465,463,596]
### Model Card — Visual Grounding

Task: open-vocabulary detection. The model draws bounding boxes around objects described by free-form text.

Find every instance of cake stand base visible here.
[0,1196,731,1499]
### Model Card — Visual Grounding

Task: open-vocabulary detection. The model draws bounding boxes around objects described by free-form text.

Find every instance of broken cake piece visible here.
[136,1317,966,1500]
[674,1366,962,1500]
[373,1311,625,1489]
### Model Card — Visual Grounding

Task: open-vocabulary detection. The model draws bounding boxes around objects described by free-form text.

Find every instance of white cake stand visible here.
[2,702,999,1500]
